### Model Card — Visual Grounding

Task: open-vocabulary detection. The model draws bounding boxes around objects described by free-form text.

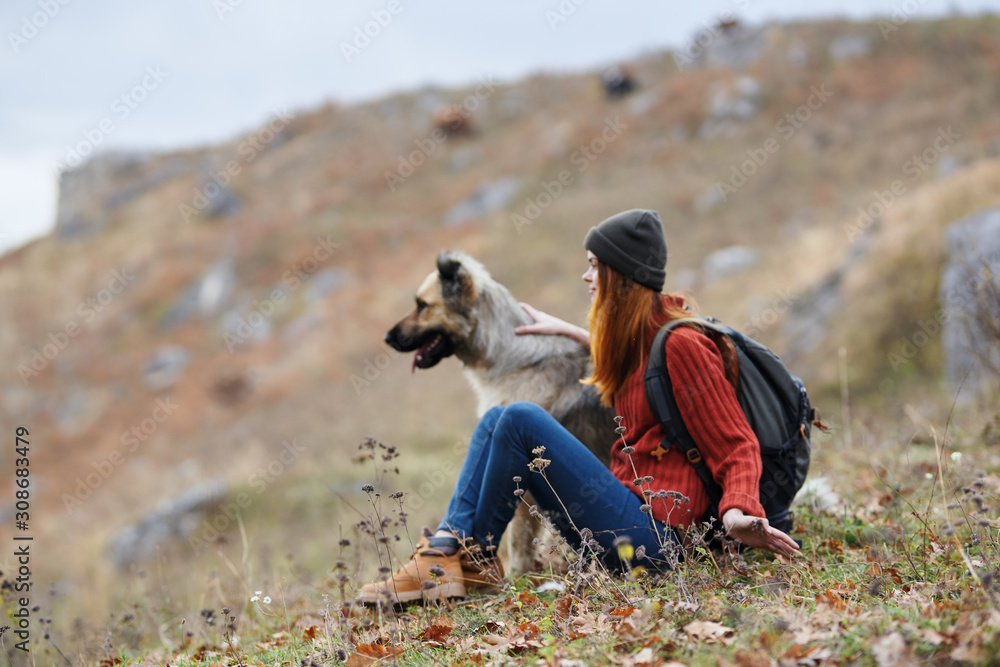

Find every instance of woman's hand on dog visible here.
[516,303,591,349]
[722,508,802,559]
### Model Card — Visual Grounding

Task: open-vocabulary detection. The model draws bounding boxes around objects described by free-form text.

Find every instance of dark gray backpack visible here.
[643,317,816,534]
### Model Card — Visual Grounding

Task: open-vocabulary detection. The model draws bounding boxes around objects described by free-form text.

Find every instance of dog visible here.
[385,250,614,574]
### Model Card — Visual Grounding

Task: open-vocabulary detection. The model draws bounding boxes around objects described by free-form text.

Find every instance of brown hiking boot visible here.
[358,537,466,605]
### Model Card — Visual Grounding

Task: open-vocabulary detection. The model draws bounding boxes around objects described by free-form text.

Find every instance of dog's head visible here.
[385,251,481,372]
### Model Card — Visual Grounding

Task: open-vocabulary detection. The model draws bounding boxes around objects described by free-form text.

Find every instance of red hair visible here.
[583,262,695,407]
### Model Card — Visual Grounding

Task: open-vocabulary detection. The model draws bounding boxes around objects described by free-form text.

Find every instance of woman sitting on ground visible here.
[361,209,800,605]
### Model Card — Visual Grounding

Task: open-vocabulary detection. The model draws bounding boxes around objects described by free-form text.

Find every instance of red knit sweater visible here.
[610,310,766,528]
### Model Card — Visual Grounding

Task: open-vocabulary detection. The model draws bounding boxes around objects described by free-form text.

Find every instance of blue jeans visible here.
[437,402,678,570]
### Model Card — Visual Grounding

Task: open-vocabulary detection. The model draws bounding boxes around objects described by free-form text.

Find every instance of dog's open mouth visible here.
[411,332,455,373]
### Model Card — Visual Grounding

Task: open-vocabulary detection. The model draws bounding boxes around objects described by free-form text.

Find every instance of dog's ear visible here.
[437,252,462,282]
[437,251,470,303]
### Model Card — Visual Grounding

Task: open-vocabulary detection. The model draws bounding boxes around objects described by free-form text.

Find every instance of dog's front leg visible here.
[506,500,539,576]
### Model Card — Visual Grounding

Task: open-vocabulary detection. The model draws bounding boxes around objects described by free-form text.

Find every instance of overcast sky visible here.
[2,0,998,253]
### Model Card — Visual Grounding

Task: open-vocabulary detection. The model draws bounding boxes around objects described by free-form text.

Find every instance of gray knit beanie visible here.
[583,209,667,292]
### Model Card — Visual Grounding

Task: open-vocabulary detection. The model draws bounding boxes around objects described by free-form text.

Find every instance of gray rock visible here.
[55,151,151,239]
[940,207,1000,398]
[198,180,242,219]
[444,176,520,227]
[703,245,760,281]
[829,35,872,61]
[108,480,227,568]
[104,156,191,210]
[220,307,273,346]
[143,345,190,392]
[161,258,235,329]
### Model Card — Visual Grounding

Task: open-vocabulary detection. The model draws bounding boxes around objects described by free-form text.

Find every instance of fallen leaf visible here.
[628,647,658,666]
[684,620,734,644]
[819,538,844,553]
[733,648,775,667]
[872,632,908,667]
[418,621,455,646]
[610,605,638,617]
[951,643,986,662]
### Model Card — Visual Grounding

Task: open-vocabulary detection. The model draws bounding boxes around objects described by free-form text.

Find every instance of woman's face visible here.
[582,251,599,302]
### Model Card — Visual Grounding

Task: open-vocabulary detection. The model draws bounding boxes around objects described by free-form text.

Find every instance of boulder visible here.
[108,480,227,568]
[940,206,1000,398]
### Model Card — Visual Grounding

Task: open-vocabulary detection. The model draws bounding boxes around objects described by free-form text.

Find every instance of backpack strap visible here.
[644,319,724,522]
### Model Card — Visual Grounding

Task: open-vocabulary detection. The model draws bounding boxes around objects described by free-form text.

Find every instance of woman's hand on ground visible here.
[515,303,590,349]
[722,508,801,559]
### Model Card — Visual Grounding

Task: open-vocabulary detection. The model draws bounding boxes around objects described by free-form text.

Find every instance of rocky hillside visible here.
[2,15,1000,636]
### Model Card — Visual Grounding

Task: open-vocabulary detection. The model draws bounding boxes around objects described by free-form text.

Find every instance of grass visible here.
[6,405,999,666]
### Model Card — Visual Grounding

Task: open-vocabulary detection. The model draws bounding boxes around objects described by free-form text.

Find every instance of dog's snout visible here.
[385,325,412,351]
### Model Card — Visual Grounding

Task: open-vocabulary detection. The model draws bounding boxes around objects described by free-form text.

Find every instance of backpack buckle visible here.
[686,448,703,465]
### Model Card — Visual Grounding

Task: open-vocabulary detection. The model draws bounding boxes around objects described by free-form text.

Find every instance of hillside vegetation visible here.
[1,15,1000,666]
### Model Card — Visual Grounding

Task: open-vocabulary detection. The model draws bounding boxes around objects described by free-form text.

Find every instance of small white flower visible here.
[263,596,271,604]
[950,451,962,463]
[925,473,934,479]
[250,595,259,602]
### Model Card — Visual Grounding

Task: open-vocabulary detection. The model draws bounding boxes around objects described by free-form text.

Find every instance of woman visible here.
[360,209,800,605]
